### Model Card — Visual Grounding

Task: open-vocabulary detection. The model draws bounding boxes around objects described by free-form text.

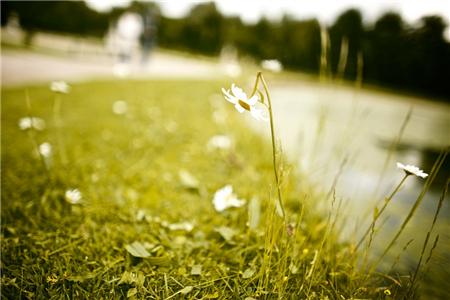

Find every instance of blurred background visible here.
[1,0,449,298]
[2,0,450,98]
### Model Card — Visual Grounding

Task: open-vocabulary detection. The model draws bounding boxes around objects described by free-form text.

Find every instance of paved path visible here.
[1,49,224,87]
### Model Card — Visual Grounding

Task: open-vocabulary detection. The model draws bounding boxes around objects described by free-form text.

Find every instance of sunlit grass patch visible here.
[1,79,412,299]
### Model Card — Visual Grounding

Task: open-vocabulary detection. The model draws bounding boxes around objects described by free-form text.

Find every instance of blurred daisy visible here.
[179,170,199,189]
[112,100,128,115]
[261,59,283,72]
[223,62,242,78]
[65,189,82,204]
[113,63,130,78]
[397,162,428,178]
[212,109,227,125]
[38,142,52,158]
[213,185,246,212]
[50,81,70,94]
[165,121,178,133]
[167,221,194,232]
[222,84,268,121]
[18,117,46,131]
[207,135,232,150]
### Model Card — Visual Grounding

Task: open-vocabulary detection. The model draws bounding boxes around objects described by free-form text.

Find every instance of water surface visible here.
[250,79,449,298]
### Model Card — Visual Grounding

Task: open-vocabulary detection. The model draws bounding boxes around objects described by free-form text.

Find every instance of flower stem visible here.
[407,177,448,298]
[25,90,52,182]
[257,72,286,221]
[53,94,67,165]
[356,173,409,250]
[374,150,447,267]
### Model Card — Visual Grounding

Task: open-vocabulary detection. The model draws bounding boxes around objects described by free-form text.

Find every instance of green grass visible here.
[2,79,408,299]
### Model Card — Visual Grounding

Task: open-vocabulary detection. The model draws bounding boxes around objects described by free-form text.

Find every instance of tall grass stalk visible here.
[343,50,363,146]
[388,238,414,274]
[312,24,331,164]
[305,190,340,295]
[356,51,364,88]
[259,200,286,295]
[406,177,449,297]
[357,107,412,234]
[356,173,409,250]
[374,149,448,267]
[339,50,363,180]
[326,156,348,200]
[425,234,440,266]
[337,36,349,82]
[319,25,330,81]
[373,108,413,198]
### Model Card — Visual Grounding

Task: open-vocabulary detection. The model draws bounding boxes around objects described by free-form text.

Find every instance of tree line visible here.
[1,1,449,100]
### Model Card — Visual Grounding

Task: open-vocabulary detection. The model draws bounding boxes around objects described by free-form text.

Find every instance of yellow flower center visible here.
[238,99,251,111]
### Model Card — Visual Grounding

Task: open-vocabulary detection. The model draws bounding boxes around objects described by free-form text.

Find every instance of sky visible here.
[85,0,450,39]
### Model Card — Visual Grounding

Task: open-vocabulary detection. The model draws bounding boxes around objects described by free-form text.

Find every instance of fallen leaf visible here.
[180,286,193,294]
[191,264,202,276]
[248,197,260,230]
[119,271,145,287]
[215,226,237,242]
[125,241,150,258]
[205,291,219,298]
[289,263,299,274]
[127,287,138,298]
[147,256,172,267]
[242,267,256,279]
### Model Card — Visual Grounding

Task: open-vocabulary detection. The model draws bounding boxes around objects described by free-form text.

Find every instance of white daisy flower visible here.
[65,189,82,204]
[18,117,46,131]
[38,142,52,158]
[50,81,70,94]
[213,185,246,212]
[112,100,128,115]
[207,135,232,150]
[221,83,268,121]
[261,59,283,72]
[396,162,428,178]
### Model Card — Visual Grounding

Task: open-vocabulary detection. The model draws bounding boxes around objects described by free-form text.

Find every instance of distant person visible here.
[220,44,241,78]
[139,8,157,65]
[112,11,143,77]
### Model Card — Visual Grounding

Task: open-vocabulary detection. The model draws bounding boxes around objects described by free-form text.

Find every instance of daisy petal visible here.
[247,94,259,105]
[235,104,245,113]
[221,88,230,96]
[396,162,405,169]
[212,185,246,212]
[250,108,269,122]
[397,162,428,178]
[224,95,237,104]
[222,88,237,104]
[231,83,247,100]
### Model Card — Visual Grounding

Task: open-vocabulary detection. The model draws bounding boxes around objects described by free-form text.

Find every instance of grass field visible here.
[1,79,419,299]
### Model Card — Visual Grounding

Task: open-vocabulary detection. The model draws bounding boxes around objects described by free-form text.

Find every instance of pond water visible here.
[250,78,450,299]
